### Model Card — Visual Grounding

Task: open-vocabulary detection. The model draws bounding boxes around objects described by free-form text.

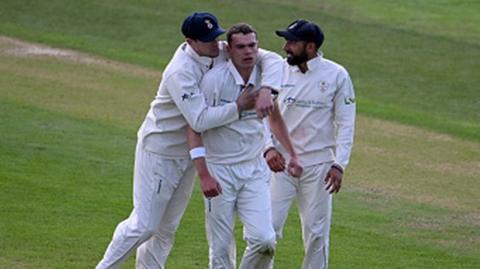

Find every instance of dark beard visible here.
[286,51,308,66]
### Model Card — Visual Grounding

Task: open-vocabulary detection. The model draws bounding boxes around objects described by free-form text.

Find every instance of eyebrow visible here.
[234,42,257,49]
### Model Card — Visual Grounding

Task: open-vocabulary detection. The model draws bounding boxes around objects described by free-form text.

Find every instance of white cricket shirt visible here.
[201,61,267,164]
[275,53,356,169]
[138,42,282,158]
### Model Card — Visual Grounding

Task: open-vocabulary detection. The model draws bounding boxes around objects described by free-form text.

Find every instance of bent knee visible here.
[126,223,156,241]
[260,236,276,248]
[248,235,276,256]
[308,232,329,251]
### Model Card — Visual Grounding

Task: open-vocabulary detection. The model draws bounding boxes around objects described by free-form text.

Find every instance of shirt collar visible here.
[227,60,258,86]
[290,51,324,73]
[183,42,214,68]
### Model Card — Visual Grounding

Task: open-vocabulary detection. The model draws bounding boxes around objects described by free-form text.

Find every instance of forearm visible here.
[335,129,354,169]
[334,100,355,169]
[186,126,222,197]
[268,104,297,158]
[186,125,210,177]
[167,72,239,133]
[190,103,239,132]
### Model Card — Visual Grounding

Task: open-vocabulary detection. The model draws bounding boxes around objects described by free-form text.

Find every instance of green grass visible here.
[0,0,479,268]
[1,0,478,142]
[0,100,135,268]
[1,33,479,268]
[266,0,480,46]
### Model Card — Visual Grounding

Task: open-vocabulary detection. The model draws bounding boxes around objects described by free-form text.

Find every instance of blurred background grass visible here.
[0,0,478,268]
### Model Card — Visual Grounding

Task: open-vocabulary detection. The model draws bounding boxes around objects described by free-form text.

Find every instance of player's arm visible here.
[263,127,286,173]
[255,49,283,118]
[166,71,256,132]
[186,126,222,198]
[325,70,356,193]
[333,70,356,170]
[267,102,303,177]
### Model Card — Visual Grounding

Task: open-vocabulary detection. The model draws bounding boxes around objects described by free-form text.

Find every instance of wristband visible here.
[189,147,206,160]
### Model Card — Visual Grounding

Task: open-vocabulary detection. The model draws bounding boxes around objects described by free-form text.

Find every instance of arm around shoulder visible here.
[257,48,283,91]
[166,71,239,133]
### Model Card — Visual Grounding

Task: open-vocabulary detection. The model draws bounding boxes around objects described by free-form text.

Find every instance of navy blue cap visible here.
[276,19,324,48]
[181,12,225,42]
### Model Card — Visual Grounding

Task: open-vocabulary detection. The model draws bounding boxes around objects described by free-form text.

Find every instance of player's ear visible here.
[186,38,195,46]
[304,42,318,58]
[306,42,316,53]
[226,42,232,55]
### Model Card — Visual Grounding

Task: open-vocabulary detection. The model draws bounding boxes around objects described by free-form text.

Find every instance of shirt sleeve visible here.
[199,70,217,107]
[256,48,283,91]
[165,71,239,133]
[263,119,275,153]
[333,69,356,170]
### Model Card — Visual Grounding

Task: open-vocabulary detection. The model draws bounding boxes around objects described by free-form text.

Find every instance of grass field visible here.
[0,1,479,268]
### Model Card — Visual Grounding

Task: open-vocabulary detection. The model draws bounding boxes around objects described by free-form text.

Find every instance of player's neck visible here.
[298,62,308,73]
[298,54,317,73]
[236,65,254,84]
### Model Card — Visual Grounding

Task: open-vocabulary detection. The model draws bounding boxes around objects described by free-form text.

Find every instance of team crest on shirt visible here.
[319,80,329,92]
[181,92,195,101]
[283,97,297,105]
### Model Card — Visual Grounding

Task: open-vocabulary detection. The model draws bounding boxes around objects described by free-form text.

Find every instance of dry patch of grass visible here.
[0,35,161,128]
[0,35,160,77]
[346,116,480,255]
[349,116,480,212]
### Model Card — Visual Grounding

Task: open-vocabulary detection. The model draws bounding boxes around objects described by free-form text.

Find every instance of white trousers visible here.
[206,157,276,269]
[96,142,196,269]
[270,162,333,269]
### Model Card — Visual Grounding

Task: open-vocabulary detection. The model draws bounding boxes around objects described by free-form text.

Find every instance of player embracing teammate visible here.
[96,12,355,269]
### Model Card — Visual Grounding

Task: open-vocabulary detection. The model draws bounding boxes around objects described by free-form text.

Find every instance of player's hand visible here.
[199,173,222,198]
[236,84,256,112]
[265,148,286,172]
[287,156,303,178]
[324,165,343,194]
[255,87,274,118]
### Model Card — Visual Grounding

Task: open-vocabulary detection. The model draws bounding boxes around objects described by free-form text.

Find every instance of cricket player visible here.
[265,19,356,269]
[186,23,303,269]
[96,12,284,269]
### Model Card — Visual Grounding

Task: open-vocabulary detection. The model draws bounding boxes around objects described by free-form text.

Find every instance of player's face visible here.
[283,40,308,66]
[190,39,220,58]
[228,33,258,70]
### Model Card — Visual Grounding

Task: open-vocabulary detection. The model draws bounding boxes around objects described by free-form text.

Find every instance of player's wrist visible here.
[331,163,344,174]
[235,101,242,113]
[263,147,276,158]
[259,86,279,100]
[189,147,205,160]
[260,86,279,94]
